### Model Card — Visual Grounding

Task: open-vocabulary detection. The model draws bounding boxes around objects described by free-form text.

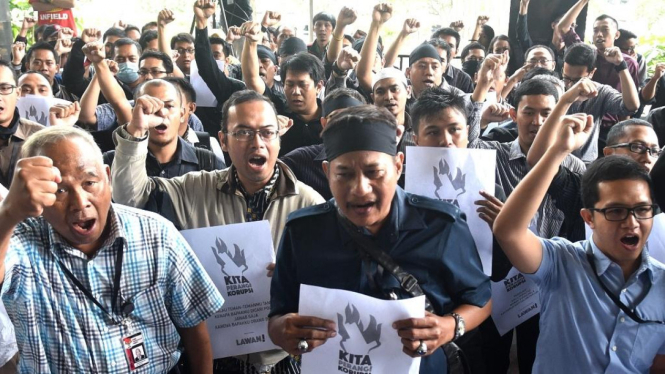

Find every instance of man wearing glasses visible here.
[0,60,44,189]
[111,89,323,372]
[557,43,639,162]
[495,112,665,373]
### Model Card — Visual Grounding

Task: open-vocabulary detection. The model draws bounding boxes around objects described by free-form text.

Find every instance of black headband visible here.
[409,43,442,66]
[322,96,363,118]
[257,45,278,66]
[323,121,396,161]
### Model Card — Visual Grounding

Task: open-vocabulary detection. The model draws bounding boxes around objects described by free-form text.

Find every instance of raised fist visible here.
[372,3,393,25]
[21,16,36,31]
[476,16,490,27]
[81,28,102,43]
[240,21,262,43]
[262,11,282,28]
[127,95,169,136]
[82,41,106,64]
[12,42,26,65]
[227,26,242,42]
[449,20,464,32]
[55,38,73,56]
[603,46,624,66]
[4,157,62,223]
[653,63,665,80]
[57,28,74,41]
[337,46,360,71]
[402,18,420,35]
[337,7,357,28]
[158,9,175,26]
[194,0,216,20]
[49,101,81,127]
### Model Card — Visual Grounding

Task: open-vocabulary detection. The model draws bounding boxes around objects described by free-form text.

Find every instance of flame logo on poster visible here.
[432,158,467,207]
[337,303,382,374]
[211,238,254,296]
[24,106,48,126]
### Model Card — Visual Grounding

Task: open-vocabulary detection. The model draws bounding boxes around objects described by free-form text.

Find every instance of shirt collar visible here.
[47,205,126,260]
[509,139,526,161]
[445,65,455,79]
[218,160,299,198]
[589,236,654,282]
[179,137,199,164]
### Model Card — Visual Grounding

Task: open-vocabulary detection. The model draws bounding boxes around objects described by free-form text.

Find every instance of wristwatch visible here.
[447,312,465,340]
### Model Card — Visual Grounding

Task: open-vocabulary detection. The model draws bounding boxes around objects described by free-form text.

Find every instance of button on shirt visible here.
[1,204,225,373]
[526,237,665,373]
[270,187,491,374]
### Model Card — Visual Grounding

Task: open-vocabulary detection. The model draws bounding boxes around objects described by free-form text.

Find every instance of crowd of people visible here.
[0,0,664,372]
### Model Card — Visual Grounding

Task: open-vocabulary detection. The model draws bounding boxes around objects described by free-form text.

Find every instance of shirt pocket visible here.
[630,322,665,371]
[126,285,180,370]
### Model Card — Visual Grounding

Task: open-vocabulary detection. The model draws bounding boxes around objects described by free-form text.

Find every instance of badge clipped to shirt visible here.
[122,331,149,371]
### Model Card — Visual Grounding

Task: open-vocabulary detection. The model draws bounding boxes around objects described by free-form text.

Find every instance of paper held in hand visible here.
[298,284,424,374]
[181,220,278,358]
[405,146,496,276]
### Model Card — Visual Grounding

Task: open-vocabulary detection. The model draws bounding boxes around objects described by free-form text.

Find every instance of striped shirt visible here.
[2,204,224,373]
[469,128,586,239]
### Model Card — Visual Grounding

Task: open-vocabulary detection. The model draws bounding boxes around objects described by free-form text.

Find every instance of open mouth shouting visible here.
[619,233,640,252]
[70,217,97,237]
[248,155,268,172]
[153,123,169,135]
[347,200,376,217]
[422,79,436,87]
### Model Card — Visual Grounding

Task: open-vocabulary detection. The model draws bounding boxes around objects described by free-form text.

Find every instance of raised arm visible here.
[82,41,133,125]
[0,157,61,285]
[326,7,358,66]
[240,21,266,93]
[78,70,101,127]
[157,8,185,78]
[516,0,533,50]
[494,114,593,274]
[557,0,588,36]
[356,3,393,93]
[640,63,665,103]
[62,29,101,99]
[471,16,489,42]
[603,47,639,111]
[526,78,597,167]
[194,0,245,104]
[384,18,420,68]
[469,53,508,142]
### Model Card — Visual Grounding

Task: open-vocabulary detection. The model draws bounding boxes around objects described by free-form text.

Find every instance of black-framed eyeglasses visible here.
[606,142,661,158]
[588,204,658,221]
[138,69,167,77]
[0,84,17,95]
[620,46,636,54]
[528,58,552,65]
[176,48,196,55]
[562,75,589,85]
[224,128,279,142]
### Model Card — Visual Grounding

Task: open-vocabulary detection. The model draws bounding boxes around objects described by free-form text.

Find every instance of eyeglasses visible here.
[176,48,196,55]
[620,46,636,54]
[562,75,589,85]
[528,58,552,66]
[138,69,167,77]
[0,84,17,95]
[589,204,658,221]
[606,142,662,157]
[224,128,279,142]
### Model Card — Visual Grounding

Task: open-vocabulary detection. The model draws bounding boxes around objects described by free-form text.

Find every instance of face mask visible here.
[117,62,140,84]
[462,60,481,78]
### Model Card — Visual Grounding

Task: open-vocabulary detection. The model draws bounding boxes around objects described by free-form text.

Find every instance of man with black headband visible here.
[240,21,286,114]
[281,87,366,200]
[269,105,491,374]
[406,43,463,112]
[0,60,43,189]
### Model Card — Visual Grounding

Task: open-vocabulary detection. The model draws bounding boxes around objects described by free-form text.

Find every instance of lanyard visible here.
[58,244,130,323]
[585,242,664,325]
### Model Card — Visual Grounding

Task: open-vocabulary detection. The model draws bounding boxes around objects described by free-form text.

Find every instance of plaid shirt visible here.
[1,204,224,373]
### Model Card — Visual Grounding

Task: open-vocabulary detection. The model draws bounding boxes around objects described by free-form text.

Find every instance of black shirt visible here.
[444,65,475,94]
[278,100,323,157]
[281,144,330,200]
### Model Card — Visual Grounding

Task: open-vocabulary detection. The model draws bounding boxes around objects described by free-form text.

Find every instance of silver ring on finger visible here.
[297,339,309,353]
[416,340,427,356]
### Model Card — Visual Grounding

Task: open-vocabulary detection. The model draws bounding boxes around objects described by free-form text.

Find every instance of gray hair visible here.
[21,126,103,162]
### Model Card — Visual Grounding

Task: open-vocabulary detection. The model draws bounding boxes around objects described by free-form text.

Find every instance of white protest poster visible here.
[405,146,496,275]
[490,267,540,336]
[189,59,222,107]
[299,285,424,374]
[180,221,279,358]
[16,95,70,126]
[585,213,665,263]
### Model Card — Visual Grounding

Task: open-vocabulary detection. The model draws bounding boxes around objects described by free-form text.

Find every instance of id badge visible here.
[122,331,149,371]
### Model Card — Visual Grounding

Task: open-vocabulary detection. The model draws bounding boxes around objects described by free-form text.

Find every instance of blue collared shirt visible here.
[526,237,665,373]
[271,187,491,374]
[2,204,225,373]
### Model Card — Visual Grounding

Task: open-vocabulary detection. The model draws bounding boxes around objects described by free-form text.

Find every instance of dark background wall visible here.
[508,0,588,46]
[0,1,11,62]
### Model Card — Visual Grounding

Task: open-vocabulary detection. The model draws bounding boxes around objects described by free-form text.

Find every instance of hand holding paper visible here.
[268,313,337,355]
[393,312,455,357]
